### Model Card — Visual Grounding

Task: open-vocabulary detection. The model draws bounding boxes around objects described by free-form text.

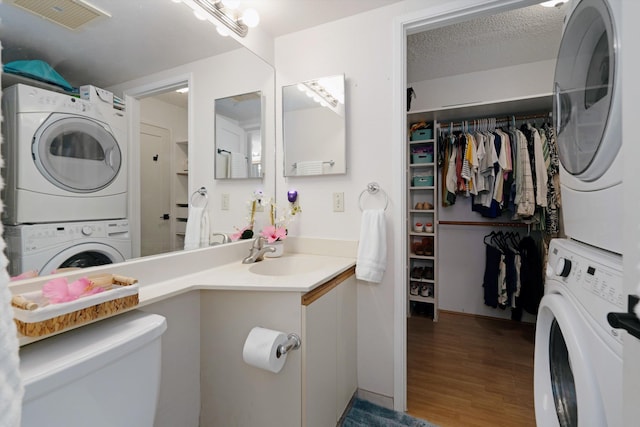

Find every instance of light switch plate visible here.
[333,192,344,212]
[221,193,230,210]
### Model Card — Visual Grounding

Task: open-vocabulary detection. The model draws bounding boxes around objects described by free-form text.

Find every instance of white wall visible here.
[275,0,439,401]
[408,59,556,112]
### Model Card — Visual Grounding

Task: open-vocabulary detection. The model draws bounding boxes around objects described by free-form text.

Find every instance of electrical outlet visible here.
[221,193,230,210]
[333,192,344,212]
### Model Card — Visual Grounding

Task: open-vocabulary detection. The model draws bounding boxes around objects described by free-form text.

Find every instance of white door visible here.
[140,123,171,256]
[215,114,247,178]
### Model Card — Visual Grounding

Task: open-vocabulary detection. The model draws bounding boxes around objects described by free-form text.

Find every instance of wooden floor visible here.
[407,311,536,427]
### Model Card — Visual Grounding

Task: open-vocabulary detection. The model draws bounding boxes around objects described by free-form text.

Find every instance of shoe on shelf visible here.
[410,282,420,296]
[423,266,434,280]
[411,266,424,279]
[412,242,425,256]
[414,202,424,210]
[422,237,433,256]
[419,284,432,297]
[422,202,434,210]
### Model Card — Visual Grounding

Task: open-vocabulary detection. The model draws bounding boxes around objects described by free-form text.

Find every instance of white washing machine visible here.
[554,0,622,254]
[4,219,131,277]
[534,239,623,426]
[1,83,128,225]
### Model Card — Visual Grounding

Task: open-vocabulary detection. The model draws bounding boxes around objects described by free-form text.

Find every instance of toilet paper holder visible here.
[276,333,302,358]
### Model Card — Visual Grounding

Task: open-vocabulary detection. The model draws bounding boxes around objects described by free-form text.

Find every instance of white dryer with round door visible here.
[4,219,131,277]
[1,83,127,225]
[553,0,622,254]
[534,239,623,427]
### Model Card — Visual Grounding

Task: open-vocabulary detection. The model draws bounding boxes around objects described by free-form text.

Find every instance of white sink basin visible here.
[248,256,324,276]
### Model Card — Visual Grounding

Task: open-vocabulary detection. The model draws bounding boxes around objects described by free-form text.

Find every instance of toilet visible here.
[19,311,167,427]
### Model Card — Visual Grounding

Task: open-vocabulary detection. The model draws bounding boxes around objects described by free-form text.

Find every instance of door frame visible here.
[391,0,543,412]
[123,74,192,258]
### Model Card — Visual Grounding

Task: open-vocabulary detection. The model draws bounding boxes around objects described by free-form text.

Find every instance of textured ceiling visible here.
[407,4,566,84]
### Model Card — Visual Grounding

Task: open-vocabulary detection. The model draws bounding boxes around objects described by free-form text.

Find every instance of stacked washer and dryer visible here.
[534,0,625,426]
[1,83,132,276]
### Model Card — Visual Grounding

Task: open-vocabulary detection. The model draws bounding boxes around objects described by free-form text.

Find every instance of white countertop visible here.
[13,241,357,346]
[137,253,356,306]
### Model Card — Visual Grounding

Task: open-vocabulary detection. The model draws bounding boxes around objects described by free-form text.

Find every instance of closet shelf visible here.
[410,186,435,190]
[410,232,435,237]
[409,295,435,304]
[409,140,435,145]
[409,209,435,214]
[410,254,435,261]
[409,163,435,168]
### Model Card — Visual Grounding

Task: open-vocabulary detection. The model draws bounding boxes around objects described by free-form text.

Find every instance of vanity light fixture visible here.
[297,81,339,108]
[172,0,259,37]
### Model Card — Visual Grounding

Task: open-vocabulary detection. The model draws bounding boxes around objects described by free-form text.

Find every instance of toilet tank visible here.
[19,311,167,427]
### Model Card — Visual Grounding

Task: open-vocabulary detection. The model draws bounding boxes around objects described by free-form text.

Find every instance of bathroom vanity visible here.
[11,237,357,427]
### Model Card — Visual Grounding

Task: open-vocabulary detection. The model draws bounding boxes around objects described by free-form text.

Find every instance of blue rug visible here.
[340,398,439,427]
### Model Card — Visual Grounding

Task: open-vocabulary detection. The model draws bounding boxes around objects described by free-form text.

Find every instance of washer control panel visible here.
[547,239,624,343]
[548,246,624,309]
[5,220,129,253]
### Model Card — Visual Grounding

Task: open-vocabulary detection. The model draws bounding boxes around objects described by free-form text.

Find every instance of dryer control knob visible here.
[81,226,93,236]
[555,258,572,277]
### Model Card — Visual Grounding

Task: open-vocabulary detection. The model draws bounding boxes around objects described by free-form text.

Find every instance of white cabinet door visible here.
[303,287,338,427]
[302,273,357,427]
[336,275,357,419]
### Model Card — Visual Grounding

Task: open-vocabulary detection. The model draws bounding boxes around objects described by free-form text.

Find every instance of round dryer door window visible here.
[553,0,618,181]
[32,114,122,193]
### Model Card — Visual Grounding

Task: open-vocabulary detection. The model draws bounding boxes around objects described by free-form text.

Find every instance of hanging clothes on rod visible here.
[481,230,542,321]
[437,111,561,239]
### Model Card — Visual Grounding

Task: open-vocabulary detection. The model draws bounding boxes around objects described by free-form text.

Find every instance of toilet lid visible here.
[19,311,166,400]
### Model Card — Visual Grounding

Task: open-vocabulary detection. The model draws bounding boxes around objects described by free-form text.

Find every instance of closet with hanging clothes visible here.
[407,95,561,323]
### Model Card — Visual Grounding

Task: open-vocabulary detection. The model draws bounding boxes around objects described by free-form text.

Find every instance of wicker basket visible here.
[12,274,139,337]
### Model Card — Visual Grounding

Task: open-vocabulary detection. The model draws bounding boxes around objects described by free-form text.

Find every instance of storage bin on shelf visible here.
[413,175,434,187]
[11,274,139,337]
[411,128,433,141]
[411,152,433,164]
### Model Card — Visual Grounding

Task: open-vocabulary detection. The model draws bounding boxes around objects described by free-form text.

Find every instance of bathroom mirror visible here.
[0,0,276,278]
[215,91,264,179]
[282,74,346,176]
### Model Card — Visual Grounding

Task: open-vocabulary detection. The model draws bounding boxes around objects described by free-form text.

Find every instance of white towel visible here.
[230,152,248,178]
[356,209,387,283]
[296,161,323,176]
[215,153,229,178]
[184,206,210,250]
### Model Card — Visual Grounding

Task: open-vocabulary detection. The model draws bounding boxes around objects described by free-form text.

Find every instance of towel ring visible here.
[190,187,208,208]
[359,182,388,211]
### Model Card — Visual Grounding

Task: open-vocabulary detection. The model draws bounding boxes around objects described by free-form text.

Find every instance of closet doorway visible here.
[139,85,189,256]
[399,1,565,423]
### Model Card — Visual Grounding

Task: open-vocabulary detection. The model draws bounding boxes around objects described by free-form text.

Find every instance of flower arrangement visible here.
[231,190,301,242]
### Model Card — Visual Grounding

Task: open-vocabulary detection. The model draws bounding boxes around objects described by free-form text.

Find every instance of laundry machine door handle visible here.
[105,147,116,170]
[608,295,640,340]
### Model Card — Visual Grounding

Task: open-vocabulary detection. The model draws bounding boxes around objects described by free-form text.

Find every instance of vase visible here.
[265,241,284,258]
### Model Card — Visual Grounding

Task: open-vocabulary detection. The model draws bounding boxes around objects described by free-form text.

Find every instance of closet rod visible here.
[438,220,529,228]
[438,112,551,129]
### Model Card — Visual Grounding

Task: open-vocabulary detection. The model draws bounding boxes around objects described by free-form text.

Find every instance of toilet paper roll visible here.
[242,327,289,373]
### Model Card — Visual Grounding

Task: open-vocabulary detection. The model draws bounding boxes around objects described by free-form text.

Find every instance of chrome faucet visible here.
[242,236,276,264]
[210,232,231,245]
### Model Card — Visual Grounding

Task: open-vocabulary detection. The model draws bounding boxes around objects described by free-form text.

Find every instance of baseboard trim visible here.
[356,388,394,410]
[438,309,536,324]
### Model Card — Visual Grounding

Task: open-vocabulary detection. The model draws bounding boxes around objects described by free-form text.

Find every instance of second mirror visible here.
[283,75,346,176]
